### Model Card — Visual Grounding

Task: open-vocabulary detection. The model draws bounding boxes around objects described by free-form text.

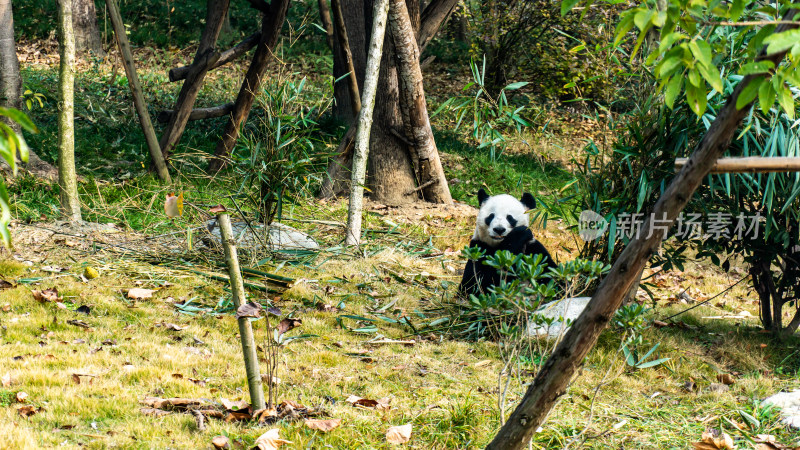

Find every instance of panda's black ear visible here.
[477,188,489,206]
[520,192,536,210]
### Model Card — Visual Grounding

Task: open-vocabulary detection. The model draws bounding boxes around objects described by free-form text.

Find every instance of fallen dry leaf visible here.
[15,391,28,403]
[1,372,13,387]
[211,435,230,449]
[128,288,155,300]
[474,359,492,368]
[692,429,735,449]
[716,374,736,385]
[67,319,91,329]
[252,429,292,450]
[304,418,342,432]
[140,407,172,417]
[236,302,262,319]
[0,279,13,290]
[386,424,412,445]
[220,398,250,411]
[17,405,39,418]
[278,318,302,336]
[32,287,59,303]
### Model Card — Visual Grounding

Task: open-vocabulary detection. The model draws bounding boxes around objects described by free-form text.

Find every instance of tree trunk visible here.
[389,0,451,204]
[486,12,798,449]
[73,0,105,56]
[209,0,291,171]
[57,0,82,222]
[106,0,171,183]
[332,0,361,114]
[345,0,389,246]
[0,0,52,175]
[318,0,334,50]
[168,31,261,82]
[417,0,458,52]
[159,0,229,162]
[326,0,420,205]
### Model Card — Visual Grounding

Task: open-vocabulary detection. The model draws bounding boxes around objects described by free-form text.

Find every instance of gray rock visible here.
[205,220,319,253]
[527,297,592,339]
[763,389,800,429]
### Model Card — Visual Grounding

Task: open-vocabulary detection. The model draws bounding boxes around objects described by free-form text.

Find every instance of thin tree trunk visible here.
[57,0,82,222]
[389,0,451,204]
[159,0,229,162]
[106,0,171,183]
[331,0,361,114]
[73,0,104,56]
[168,31,261,82]
[486,13,799,449]
[318,0,334,50]
[209,0,291,171]
[217,213,266,410]
[345,0,389,246]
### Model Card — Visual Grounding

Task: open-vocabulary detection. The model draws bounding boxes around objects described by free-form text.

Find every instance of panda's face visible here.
[474,189,536,246]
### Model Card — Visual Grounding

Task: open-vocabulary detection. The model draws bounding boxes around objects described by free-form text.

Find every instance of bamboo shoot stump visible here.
[217,213,266,411]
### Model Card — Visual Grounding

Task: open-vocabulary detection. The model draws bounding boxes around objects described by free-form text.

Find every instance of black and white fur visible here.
[458,188,558,298]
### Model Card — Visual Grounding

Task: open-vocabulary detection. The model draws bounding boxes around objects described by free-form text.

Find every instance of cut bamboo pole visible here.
[217,213,266,410]
[105,0,171,183]
[344,0,390,246]
[675,156,800,173]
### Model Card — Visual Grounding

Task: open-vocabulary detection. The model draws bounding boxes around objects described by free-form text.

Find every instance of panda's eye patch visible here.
[484,214,495,226]
[507,215,517,227]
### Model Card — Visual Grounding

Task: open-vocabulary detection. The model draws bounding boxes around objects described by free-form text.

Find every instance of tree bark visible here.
[157,103,234,123]
[159,0,229,162]
[72,0,104,56]
[417,0,459,53]
[209,0,291,171]
[217,213,266,411]
[168,31,261,82]
[106,0,171,183]
[389,0,451,204]
[0,0,53,174]
[486,13,799,449]
[345,0,389,246]
[318,0,335,50]
[674,156,800,173]
[57,0,82,222]
[331,0,361,114]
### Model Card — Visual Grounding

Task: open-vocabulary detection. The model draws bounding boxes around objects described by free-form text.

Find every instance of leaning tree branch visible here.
[486,10,799,450]
[246,0,270,14]
[158,0,229,161]
[209,0,291,171]
[157,103,235,123]
[168,32,261,82]
[417,0,459,53]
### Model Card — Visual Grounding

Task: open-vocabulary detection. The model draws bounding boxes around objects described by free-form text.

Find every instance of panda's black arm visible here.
[458,239,498,298]
[498,226,534,254]
[525,239,558,272]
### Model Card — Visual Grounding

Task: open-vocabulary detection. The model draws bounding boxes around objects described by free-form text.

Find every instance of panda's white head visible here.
[474,188,537,246]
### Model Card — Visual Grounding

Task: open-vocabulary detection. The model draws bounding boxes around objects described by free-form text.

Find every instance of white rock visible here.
[527,297,593,339]
[763,389,800,428]
[205,220,319,253]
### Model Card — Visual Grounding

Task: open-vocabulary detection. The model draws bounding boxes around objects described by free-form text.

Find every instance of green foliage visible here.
[0,108,37,247]
[231,74,334,225]
[433,58,531,161]
[436,250,608,340]
[607,0,800,118]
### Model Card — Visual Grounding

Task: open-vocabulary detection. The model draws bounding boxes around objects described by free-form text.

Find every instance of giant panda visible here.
[458,188,558,298]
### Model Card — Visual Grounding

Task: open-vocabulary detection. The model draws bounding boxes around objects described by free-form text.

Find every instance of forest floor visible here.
[2,197,800,449]
[2,38,800,449]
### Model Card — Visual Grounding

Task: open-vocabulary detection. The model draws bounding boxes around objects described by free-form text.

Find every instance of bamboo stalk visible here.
[217,213,266,410]
[105,0,171,183]
[344,0,390,246]
[675,156,800,173]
